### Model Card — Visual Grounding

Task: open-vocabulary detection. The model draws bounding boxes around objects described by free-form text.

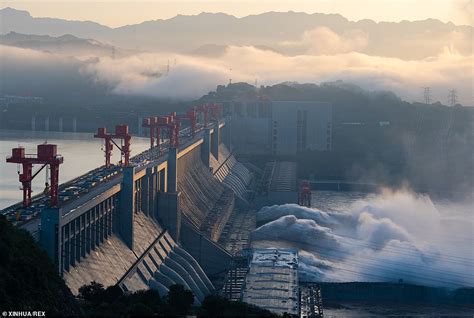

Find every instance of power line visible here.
[422,87,431,104]
[448,89,458,106]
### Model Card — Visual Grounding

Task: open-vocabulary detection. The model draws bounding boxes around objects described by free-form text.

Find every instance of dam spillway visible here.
[2,119,254,297]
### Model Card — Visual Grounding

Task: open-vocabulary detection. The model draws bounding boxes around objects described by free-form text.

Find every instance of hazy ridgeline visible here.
[0,8,472,104]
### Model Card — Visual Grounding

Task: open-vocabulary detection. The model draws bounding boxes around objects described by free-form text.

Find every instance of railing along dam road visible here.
[0,123,219,238]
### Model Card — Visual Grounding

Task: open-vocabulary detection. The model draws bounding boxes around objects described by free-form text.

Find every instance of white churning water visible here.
[252,189,474,288]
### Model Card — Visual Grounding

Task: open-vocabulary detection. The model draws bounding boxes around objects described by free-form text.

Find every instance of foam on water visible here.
[252,189,474,287]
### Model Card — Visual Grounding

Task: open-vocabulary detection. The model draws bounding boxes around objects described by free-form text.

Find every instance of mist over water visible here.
[252,190,474,287]
[2,29,473,104]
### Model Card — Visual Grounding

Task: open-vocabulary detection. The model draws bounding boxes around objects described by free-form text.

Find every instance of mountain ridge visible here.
[0,31,135,57]
[0,7,471,59]
[2,7,470,28]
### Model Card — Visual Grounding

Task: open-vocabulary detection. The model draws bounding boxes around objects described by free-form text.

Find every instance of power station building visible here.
[228,100,332,155]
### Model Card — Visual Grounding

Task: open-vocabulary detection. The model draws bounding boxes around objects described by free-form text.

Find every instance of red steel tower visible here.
[142,116,159,149]
[142,104,217,151]
[298,180,312,207]
[176,109,198,137]
[94,124,132,167]
[195,104,210,127]
[6,144,64,207]
[208,102,222,121]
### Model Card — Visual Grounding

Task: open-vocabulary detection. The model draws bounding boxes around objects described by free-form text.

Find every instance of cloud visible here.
[80,52,231,100]
[0,45,97,101]
[279,27,369,55]
[1,23,473,105]
[82,45,473,104]
[452,0,474,26]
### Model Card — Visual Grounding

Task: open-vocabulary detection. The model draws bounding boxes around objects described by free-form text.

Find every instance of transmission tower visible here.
[448,89,458,106]
[422,87,431,104]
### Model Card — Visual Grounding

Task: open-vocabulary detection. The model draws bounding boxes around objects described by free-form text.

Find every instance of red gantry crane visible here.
[298,180,312,207]
[6,144,64,207]
[195,104,210,127]
[142,109,197,150]
[142,115,175,150]
[208,102,222,121]
[194,102,222,127]
[175,109,198,138]
[94,124,132,168]
[142,116,159,149]
[142,103,220,151]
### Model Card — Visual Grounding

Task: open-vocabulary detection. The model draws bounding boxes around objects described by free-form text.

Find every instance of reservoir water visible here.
[0,130,150,209]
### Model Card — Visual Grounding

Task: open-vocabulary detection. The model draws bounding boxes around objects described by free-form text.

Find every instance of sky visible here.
[1,0,472,27]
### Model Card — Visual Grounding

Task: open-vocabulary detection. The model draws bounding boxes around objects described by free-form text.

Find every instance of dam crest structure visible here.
[3,116,254,301]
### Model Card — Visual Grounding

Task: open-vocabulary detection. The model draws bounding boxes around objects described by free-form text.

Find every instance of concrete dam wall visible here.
[211,144,253,204]
[177,141,245,276]
[64,211,213,303]
[177,143,234,239]
[28,120,253,296]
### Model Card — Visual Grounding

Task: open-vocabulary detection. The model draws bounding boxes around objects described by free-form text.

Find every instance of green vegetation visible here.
[0,215,81,316]
[166,284,194,316]
[78,282,282,317]
[199,295,279,317]
[78,282,166,317]
[78,282,199,317]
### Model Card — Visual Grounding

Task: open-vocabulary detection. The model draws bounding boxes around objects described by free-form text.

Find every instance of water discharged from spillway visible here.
[251,189,474,288]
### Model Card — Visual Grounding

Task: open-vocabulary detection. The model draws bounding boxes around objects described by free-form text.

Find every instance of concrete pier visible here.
[157,192,181,241]
[201,128,211,168]
[40,207,61,270]
[120,166,136,249]
[168,147,178,193]
[211,121,220,160]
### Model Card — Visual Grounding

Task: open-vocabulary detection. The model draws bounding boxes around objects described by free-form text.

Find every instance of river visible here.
[0,130,150,209]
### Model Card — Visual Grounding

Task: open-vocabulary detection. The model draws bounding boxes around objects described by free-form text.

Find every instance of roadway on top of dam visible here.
[1,121,225,231]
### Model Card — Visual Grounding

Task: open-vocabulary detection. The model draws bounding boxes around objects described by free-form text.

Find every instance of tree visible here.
[200,294,227,317]
[127,303,154,318]
[78,281,105,305]
[166,284,194,315]
[103,285,124,303]
[128,289,161,311]
[0,216,80,316]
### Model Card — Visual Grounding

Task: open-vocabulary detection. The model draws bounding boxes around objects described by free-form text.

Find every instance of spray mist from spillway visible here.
[252,189,474,287]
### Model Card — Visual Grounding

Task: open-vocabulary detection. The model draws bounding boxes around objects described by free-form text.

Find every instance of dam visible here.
[4,99,470,317]
[1,112,254,302]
